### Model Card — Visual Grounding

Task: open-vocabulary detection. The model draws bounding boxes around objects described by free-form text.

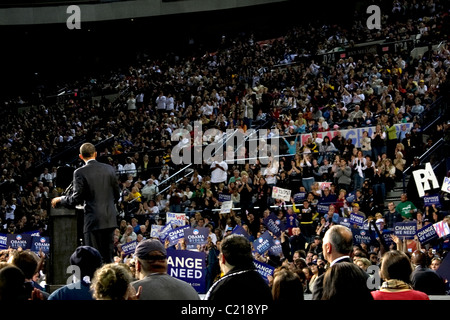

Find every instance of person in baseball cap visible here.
[48,246,103,300]
[131,239,199,300]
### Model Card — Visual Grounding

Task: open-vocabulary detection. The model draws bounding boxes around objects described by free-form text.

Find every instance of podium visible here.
[48,207,83,285]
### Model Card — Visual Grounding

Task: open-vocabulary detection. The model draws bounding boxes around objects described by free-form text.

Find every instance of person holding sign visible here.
[205,234,273,302]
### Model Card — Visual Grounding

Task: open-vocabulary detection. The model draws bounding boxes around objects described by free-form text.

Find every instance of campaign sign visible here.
[166,212,186,227]
[338,217,351,228]
[6,234,32,250]
[352,228,375,244]
[0,233,7,249]
[317,204,330,214]
[220,201,233,214]
[218,193,231,203]
[121,240,138,256]
[272,186,291,201]
[293,192,306,202]
[433,220,450,238]
[253,231,274,255]
[441,177,450,194]
[269,239,283,256]
[232,224,250,240]
[350,213,365,227]
[394,222,417,239]
[263,213,286,237]
[31,236,50,254]
[24,230,41,237]
[416,224,439,244]
[253,259,275,284]
[380,230,394,247]
[286,214,298,228]
[184,227,209,249]
[159,223,174,242]
[167,249,206,293]
[167,225,190,247]
[423,194,441,207]
[150,224,164,238]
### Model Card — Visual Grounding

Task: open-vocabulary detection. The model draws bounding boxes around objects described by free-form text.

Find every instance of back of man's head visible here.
[324,225,353,256]
[80,143,96,158]
[411,250,427,267]
[0,266,28,301]
[134,239,168,275]
[70,246,103,280]
[10,251,38,280]
[221,234,253,269]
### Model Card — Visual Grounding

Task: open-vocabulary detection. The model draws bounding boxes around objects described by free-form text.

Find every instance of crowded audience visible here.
[0,0,449,302]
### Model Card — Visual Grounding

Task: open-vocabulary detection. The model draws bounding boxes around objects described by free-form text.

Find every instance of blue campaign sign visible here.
[30,236,50,254]
[423,194,441,207]
[6,234,32,250]
[232,224,250,240]
[253,231,274,255]
[352,228,375,244]
[166,249,206,294]
[416,224,439,245]
[350,213,365,227]
[253,259,275,284]
[317,204,329,214]
[263,213,286,237]
[0,233,7,249]
[286,213,298,228]
[293,192,306,202]
[159,223,174,242]
[394,222,417,239]
[167,225,190,246]
[338,216,351,228]
[269,239,283,256]
[218,193,232,203]
[184,227,209,249]
[121,240,138,256]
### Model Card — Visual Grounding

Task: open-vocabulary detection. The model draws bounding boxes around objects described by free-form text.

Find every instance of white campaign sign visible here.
[412,163,439,197]
[272,186,291,201]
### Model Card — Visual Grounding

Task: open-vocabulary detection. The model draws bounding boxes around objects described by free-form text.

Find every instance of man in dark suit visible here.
[312,225,369,300]
[411,250,446,295]
[52,143,120,263]
[205,234,273,302]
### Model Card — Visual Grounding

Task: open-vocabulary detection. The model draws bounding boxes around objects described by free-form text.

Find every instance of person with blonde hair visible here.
[91,263,140,300]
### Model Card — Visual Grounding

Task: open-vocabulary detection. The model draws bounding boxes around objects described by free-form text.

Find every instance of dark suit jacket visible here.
[411,266,446,295]
[61,160,120,233]
[311,256,355,300]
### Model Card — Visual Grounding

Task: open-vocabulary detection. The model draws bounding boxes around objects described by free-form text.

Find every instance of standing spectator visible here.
[311,225,354,300]
[131,239,200,300]
[360,131,372,158]
[396,193,417,221]
[271,267,304,303]
[321,262,373,301]
[155,91,167,115]
[205,234,272,302]
[371,250,429,300]
[210,155,228,190]
[334,158,352,192]
[127,94,136,111]
[385,119,398,160]
[384,202,403,230]
[371,124,386,160]
[410,250,446,295]
[351,150,367,191]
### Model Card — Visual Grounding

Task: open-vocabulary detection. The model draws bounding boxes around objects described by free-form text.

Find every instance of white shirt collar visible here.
[330,255,350,267]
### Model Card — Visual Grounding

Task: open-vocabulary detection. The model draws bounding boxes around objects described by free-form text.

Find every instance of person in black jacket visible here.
[205,234,273,302]
[312,225,369,300]
[411,250,446,295]
[51,143,121,263]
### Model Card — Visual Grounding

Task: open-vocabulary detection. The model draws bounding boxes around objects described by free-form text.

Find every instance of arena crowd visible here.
[0,0,449,302]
